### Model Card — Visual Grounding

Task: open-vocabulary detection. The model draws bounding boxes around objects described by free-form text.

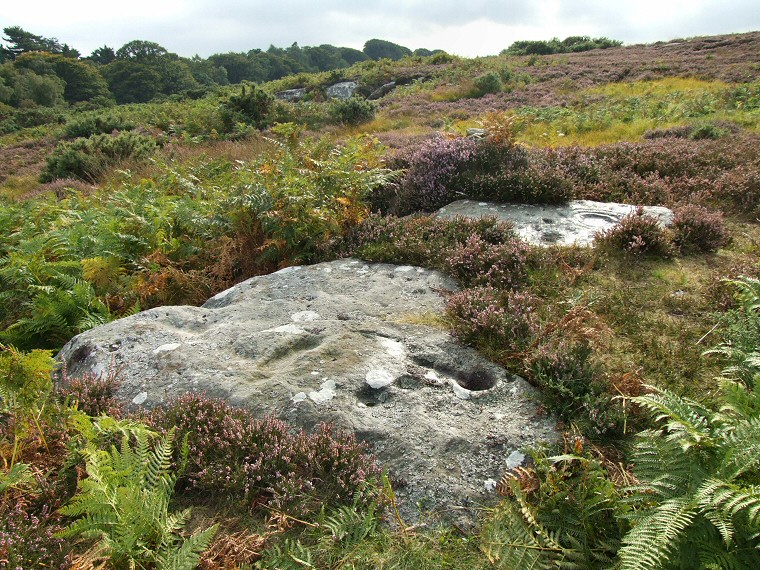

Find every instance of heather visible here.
[1,29,760,568]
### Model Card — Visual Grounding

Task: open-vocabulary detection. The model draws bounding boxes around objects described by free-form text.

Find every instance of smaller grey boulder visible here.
[368,81,396,100]
[275,88,308,102]
[326,81,358,99]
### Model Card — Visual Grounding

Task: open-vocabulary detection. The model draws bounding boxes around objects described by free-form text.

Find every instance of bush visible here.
[220,84,274,130]
[470,71,502,97]
[447,286,539,353]
[40,132,158,183]
[148,394,381,515]
[329,97,377,125]
[594,208,673,256]
[529,340,623,435]
[671,204,730,253]
[63,114,135,139]
[444,233,528,289]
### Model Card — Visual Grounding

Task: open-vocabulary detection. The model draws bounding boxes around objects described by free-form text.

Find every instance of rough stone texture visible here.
[58,259,556,525]
[275,88,307,102]
[326,81,358,99]
[368,81,396,100]
[437,199,674,247]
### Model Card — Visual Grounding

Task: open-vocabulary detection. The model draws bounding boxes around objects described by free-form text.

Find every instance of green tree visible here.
[14,52,110,103]
[102,59,161,103]
[1,26,79,60]
[14,68,65,106]
[363,39,412,61]
[87,45,116,65]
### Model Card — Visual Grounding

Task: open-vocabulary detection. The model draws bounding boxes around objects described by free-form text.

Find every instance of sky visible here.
[2,0,759,59]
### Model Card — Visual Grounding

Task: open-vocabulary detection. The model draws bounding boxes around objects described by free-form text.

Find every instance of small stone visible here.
[366,369,394,389]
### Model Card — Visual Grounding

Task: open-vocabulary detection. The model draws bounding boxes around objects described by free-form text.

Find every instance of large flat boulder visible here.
[437,199,673,246]
[58,259,556,524]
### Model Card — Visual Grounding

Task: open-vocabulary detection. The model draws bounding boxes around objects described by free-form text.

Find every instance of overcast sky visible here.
[2,0,759,58]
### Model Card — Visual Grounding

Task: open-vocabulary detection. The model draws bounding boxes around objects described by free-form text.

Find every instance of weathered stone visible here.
[58,259,556,526]
[368,81,396,100]
[326,81,358,99]
[466,128,487,139]
[275,88,307,101]
[437,199,674,247]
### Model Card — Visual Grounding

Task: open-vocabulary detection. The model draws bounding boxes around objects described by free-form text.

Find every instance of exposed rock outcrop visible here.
[437,199,673,246]
[58,259,557,525]
[326,81,358,99]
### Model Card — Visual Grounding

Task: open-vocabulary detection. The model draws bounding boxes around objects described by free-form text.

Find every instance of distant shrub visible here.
[689,122,727,140]
[671,205,730,253]
[470,71,502,97]
[40,132,158,183]
[148,394,381,515]
[221,84,274,130]
[444,233,528,289]
[594,208,673,256]
[642,125,693,139]
[447,286,539,353]
[63,114,135,139]
[329,97,377,125]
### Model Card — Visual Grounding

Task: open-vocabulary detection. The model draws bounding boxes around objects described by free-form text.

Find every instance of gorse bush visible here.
[470,71,502,97]
[220,84,274,130]
[40,131,158,183]
[329,96,377,125]
[63,113,135,139]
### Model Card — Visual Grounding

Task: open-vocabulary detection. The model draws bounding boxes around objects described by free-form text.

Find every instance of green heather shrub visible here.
[594,208,673,256]
[529,339,623,435]
[382,135,572,216]
[444,233,528,289]
[671,204,730,254]
[63,113,135,139]
[329,96,377,125]
[40,132,158,183]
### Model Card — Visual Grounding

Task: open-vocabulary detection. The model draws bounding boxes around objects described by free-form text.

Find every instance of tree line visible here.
[0,27,441,107]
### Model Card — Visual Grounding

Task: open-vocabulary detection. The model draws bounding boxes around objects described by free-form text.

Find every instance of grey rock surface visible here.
[58,259,556,525]
[437,199,673,247]
[368,81,396,100]
[275,88,307,102]
[326,81,358,99]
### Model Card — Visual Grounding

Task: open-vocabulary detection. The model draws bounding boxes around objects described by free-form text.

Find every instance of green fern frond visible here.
[618,497,698,570]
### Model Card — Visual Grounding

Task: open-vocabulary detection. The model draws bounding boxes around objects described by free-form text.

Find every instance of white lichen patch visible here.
[291,391,307,403]
[132,391,148,405]
[291,311,320,322]
[152,342,180,354]
[379,337,405,359]
[506,450,526,469]
[366,368,394,389]
[309,379,336,404]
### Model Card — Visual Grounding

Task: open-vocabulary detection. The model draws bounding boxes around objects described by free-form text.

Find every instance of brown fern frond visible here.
[497,466,539,498]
